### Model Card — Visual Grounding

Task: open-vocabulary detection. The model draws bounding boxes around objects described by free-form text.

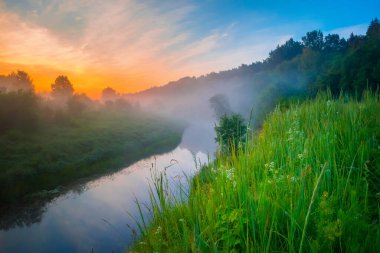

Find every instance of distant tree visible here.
[0,71,34,92]
[324,34,347,52]
[214,113,247,155]
[267,38,304,66]
[209,94,232,119]
[51,75,74,99]
[347,33,366,49]
[302,30,324,51]
[366,18,380,45]
[366,18,380,38]
[101,87,118,101]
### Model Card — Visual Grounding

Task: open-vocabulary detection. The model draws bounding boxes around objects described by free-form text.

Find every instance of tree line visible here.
[213,18,380,155]
[0,72,133,134]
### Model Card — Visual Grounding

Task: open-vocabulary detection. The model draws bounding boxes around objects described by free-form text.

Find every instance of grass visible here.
[0,110,184,204]
[131,91,380,252]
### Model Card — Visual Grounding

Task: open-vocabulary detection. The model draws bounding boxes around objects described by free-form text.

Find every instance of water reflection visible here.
[0,124,215,252]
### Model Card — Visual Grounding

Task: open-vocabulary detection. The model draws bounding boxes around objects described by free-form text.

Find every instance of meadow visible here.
[0,109,183,205]
[132,91,380,252]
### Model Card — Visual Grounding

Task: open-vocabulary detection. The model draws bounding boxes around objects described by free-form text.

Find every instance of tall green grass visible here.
[131,92,380,252]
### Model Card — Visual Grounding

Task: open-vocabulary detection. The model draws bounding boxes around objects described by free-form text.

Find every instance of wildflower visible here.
[155,226,162,235]
[226,167,235,180]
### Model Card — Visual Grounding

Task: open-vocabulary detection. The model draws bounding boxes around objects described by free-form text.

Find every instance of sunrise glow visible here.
[0,0,377,98]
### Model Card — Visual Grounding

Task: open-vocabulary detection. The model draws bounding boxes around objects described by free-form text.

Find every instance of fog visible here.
[123,61,309,156]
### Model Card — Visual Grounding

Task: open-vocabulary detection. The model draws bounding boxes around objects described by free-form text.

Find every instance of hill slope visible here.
[132,92,380,252]
[126,19,380,129]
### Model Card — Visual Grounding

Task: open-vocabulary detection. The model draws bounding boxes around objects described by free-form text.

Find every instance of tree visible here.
[51,75,74,99]
[324,34,347,52]
[9,71,34,91]
[347,33,366,49]
[101,87,118,101]
[209,94,232,119]
[366,18,380,40]
[0,71,34,92]
[267,38,303,66]
[214,113,247,155]
[302,30,324,51]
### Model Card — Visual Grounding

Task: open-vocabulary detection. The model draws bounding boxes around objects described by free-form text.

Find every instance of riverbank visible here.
[131,92,380,252]
[0,109,184,205]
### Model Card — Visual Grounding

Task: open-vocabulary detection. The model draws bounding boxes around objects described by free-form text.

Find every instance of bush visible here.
[214,113,247,155]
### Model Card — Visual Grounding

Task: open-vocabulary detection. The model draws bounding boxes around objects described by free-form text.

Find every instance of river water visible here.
[0,123,216,253]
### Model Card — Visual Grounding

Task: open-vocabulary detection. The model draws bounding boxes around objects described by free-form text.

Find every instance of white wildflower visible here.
[155,226,162,235]
[226,168,235,180]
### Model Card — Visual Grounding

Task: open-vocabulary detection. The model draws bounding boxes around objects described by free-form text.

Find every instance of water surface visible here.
[0,123,215,252]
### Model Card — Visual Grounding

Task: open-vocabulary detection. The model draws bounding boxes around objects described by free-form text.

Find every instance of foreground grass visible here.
[0,110,183,204]
[131,92,380,252]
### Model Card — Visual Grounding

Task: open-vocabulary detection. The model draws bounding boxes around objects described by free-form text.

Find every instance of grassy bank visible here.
[0,110,183,204]
[132,92,380,252]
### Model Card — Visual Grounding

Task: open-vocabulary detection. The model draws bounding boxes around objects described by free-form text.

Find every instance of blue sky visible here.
[0,0,378,96]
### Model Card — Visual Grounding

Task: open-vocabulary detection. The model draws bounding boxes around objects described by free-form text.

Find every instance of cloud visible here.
[326,23,368,38]
[0,11,88,72]
[0,0,304,96]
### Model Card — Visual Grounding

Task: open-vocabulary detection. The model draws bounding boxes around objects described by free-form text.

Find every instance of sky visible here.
[0,0,379,98]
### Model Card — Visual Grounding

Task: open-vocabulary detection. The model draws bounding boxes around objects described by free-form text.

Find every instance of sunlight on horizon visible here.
[0,0,375,98]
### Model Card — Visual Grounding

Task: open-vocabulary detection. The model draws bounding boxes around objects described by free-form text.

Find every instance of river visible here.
[0,123,216,252]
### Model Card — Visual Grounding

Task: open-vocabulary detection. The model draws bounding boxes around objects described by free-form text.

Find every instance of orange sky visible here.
[0,0,373,98]
[1,1,286,99]
[0,61,174,98]
[0,7,189,98]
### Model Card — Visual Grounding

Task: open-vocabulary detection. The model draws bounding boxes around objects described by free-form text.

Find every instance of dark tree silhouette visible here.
[0,71,34,92]
[366,18,380,39]
[51,75,74,99]
[101,87,118,101]
[324,34,347,52]
[266,38,304,66]
[302,30,324,51]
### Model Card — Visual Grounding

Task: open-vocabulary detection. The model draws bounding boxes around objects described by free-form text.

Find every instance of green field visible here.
[132,92,380,252]
[0,110,183,204]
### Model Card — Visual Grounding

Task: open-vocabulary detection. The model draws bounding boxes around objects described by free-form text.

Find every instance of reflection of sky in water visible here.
[0,144,210,253]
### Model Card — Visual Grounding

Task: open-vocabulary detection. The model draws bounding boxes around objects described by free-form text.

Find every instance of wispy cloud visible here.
[326,23,368,38]
[0,0,310,96]
[0,11,88,71]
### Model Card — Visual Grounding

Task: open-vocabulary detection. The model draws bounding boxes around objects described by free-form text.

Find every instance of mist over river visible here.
[0,123,216,253]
